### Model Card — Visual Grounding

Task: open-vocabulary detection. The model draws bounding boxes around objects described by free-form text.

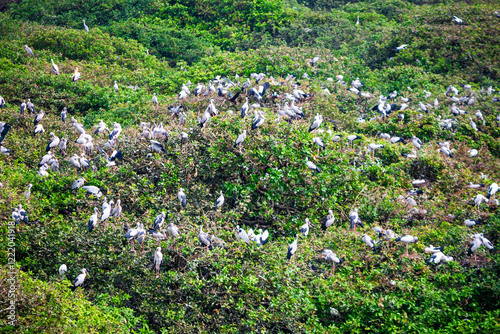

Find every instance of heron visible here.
[83,19,89,32]
[395,235,418,256]
[287,234,299,263]
[322,249,343,276]
[154,247,163,278]
[73,269,89,288]
[88,208,99,232]
[113,81,119,93]
[214,191,224,210]
[72,67,81,82]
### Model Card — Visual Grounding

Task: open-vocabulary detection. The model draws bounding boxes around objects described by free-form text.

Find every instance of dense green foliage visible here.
[0,0,500,332]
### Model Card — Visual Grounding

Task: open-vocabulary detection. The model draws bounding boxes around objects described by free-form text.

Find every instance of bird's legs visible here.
[131,240,136,252]
[405,243,409,256]
[331,263,335,276]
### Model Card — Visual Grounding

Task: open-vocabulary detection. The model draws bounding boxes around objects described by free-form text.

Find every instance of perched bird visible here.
[72,67,81,82]
[321,210,335,231]
[34,109,44,126]
[252,229,269,247]
[287,234,299,262]
[234,130,247,151]
[167,223,180,238]
[305,158,321,173]
[60,107,67,123]
[322,249,343,275]
[361,234,377,251]
[300,218,310,237]
[24,183,33,199]
[349,208,364,231]
[424,245,444,253]
[395,235,418,256]
[178,188,187,209]
[153,212,166,231]
[394,44,408,52]
[58,264,67,276]
[214,191,225,210]
[452,16,463,25]
[51,59,59,75]
[81,186,102,197]
[83,19,89,33]
[412,136,423,150]
[310,56,319,66]
[151,140,166,153]
[308,114,322,132]
[464,219,480,227]
[486,183,498,200]
[88,208,99,232]
[111,199,122,219]
[154,247,163,277]
[46,132,60,152]
[152,93,158,105]
[113,81,119,92]
[71,177,85,191]
[199,226,212,251]
[236,226,251,244]
[24,45,34,56]
[474,194,489,208]
[73,269,89,288]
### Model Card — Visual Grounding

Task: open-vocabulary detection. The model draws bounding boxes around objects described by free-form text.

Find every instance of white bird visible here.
[72,67,81,82]
[73,269,89,287]
[469,149,478,157]
[361,234,377,251]
[464,219,480,227]
[287,234,299,262]
[198,226,212,251]
[58,264,67,276]
[154,247,163,277]
[252,229,269,246]
[412,136,423,150]
[486,183,498,200]
[236,226,251,243]
[24,44,34,56]
[111,199,122,219]
[100,200,113,225]
[426,252,453,266]
[153,212,166,231]
[83,19,89,32]
[452,16,463,25]
[308,114,322,132]
[113,81,119,92]
[424,245,444,253]
[71,177,85,190]
[321,210,335,231]
[467,237,482,260]
[151,140,166,153]
[305,158,321,174]
[167,223,180,238]
[152,93,158,105]
[395,235,418,256]
[214,191,224,210]
[46,132,60,152]
[234,130,247,151]
[322,249,343,275]
[356,15,359,25]
[395,44,408,52]
[88,208,99,232]
[474,194,489,207]
[51,59,59,75]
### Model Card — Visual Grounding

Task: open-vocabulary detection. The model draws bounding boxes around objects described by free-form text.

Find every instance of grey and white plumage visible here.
[34,110,44,126]
[178,188,187,208]
[72,177,85,190]
[241,97,249,118]
[395,44,408,52]
[308,114,322,132]
[452,16,463,25]
[237,226,251,243]
[251,110,266,130]
[17,205,28,224]
[412,136,422,150]
[81,186,102,197]
[486,183,498,199]
[24,183,33,199]
[72,67,81,82]
[424,245,444,253]
[73,269,88,287]
[321,210,335,231]
[474,194,489,207]
[88,208,99,232]
[306,158,321,173]
[199,226,212,249]
[153,212,166,230]
[368,143,383,152]
[287,234,299,260]
[24,45,34,56]
[101,200,113,222]
[113,81,119,92]
[313,137,325,150]
[296,218,309,237]
[361,234,377,250]
[151,140,166,153]
[426,252,453,264]
[167,223,180,238]
[252,229,269,246]
[20,100,26,115]
[111,199,122,218]
[214,191,224,210]
[467,237,482,256]
[51,59,59,75]
[46,132,60,152]
[234,130,247,148]
[349,208,364,229]
[464,219,480,227]
[33,124,45,136]
[152,93,158,105]
[60,107,67,123]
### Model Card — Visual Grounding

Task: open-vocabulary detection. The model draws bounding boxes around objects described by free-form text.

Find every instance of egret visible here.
[83,19,89,32]
[59,264,67,276]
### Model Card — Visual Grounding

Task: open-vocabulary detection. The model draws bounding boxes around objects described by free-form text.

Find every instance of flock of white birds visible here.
[2,31,500,288]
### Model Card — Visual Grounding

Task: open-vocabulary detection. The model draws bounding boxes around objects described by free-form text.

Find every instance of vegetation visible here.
[0,0,499,332]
